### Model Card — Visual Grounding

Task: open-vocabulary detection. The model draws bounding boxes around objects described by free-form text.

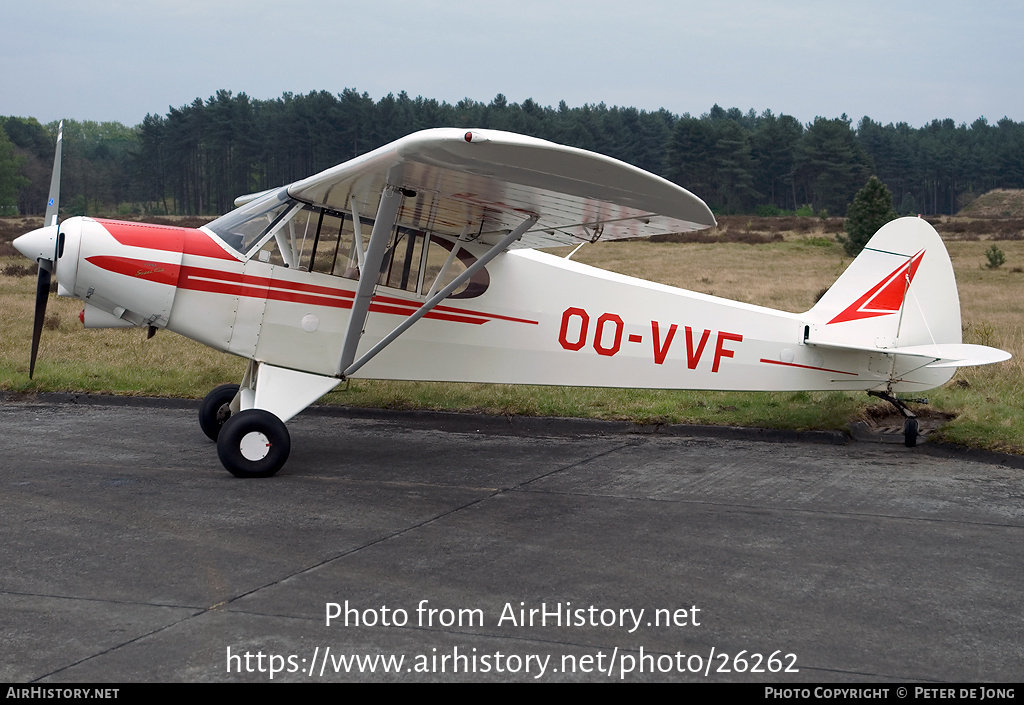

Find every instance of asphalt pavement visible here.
[1,397,1021,682]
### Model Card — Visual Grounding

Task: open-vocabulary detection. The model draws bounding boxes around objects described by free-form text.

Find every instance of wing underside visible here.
[282,128,716,249]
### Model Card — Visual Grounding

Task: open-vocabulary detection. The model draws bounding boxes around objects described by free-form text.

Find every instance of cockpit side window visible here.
[209,195,488,299]
[383,229,427,293]
[307,209,361,279]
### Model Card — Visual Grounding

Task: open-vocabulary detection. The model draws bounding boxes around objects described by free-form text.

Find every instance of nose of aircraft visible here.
[14,224,59,263]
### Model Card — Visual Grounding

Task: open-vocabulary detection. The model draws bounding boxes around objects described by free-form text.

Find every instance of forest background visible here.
[2,88,1023,220]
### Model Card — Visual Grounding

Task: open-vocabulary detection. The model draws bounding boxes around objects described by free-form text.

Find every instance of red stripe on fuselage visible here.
[85,255,180,286]
[367,302,488,325]
[759,358,858,376]
[370,292,538,325]
[91,221,535,324]
[90,256,536,327]
[180,266,357,299]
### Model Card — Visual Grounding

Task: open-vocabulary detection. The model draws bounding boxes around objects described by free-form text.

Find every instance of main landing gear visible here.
[868,390,925,448]
[217,409,291,478]
[199,385,291,478]
[198,383,239,441]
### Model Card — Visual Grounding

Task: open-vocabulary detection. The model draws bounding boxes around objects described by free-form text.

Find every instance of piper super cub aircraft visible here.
[14,125,1011,477]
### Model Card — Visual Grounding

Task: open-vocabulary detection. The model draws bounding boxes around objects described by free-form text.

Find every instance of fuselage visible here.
[47,214,953,394]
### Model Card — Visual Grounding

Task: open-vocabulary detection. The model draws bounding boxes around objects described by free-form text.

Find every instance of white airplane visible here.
[14,126,1010,477]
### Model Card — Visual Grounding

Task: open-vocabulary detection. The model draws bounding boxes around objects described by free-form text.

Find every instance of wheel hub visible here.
[239,431,271,461]
[215,403,231,425]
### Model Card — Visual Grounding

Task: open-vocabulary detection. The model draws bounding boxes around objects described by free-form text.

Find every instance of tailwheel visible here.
[217,409,290,478]
[199,383,240,441]
[903,418,920,448]
[869,390,927,449]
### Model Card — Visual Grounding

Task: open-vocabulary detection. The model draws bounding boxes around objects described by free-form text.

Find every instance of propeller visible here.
[13,121,62,378]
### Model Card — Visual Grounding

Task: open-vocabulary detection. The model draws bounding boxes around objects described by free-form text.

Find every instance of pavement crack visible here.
[22,442,645,680]
[29,611,204,683]
[1,589,202,611]
[213,442,644,609]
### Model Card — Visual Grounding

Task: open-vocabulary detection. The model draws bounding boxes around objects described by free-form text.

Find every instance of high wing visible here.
[234,129,714,382]
[262,128,716,249]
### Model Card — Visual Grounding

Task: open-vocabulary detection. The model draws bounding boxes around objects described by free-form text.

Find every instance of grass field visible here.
[2,214,1023,452]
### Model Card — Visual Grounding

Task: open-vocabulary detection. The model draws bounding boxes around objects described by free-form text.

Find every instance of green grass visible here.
[319,382,864,430]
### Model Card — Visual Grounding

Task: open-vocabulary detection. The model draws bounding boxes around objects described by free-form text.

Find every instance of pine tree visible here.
[793,117,872,216]
[841,176,898,256]
[0,126,27,215]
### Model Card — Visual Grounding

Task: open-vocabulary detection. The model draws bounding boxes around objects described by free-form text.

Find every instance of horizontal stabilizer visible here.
[807,339,1011,368]
[907,343,1012,368]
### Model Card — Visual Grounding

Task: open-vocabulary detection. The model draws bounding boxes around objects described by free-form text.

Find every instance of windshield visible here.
[206,187,297,254]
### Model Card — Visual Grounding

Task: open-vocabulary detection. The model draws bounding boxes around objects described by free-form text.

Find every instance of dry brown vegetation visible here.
[648,215,844,245]
[0,218,40,257]
[959,189,1024,218]
[922,216,1024,242]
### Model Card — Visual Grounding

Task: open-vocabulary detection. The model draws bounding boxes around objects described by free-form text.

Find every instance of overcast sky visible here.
[3,0,1022,129]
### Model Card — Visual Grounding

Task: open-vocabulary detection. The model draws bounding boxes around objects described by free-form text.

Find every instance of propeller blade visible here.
[44,122,63,229]
[29,261,52,379]
[25,121,63,379]
[45,122,63,279]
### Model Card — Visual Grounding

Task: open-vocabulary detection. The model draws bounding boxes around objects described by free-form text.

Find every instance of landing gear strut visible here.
[868,390,927,448]
[199,363,336,477]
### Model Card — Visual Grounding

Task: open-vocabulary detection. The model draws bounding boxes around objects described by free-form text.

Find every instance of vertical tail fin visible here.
[806,217,961,350]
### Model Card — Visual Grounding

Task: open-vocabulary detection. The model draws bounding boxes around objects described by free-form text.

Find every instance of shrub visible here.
[984,244,1006,269]
[840,177,898,256]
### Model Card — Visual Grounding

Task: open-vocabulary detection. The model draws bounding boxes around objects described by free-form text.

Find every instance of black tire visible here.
[199,384,240,441]
[903,417,920,448]
[217,409,290,478]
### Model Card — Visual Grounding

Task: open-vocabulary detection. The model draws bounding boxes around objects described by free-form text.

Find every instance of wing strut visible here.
[350,197,366,269]
[337,185,406,376]
[340,213,539,379]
